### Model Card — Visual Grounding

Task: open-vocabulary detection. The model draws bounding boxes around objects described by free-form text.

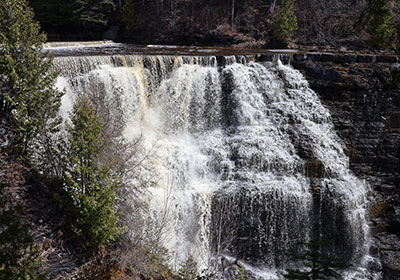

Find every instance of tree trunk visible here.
[231,0,235,27]
[270,0,277,12]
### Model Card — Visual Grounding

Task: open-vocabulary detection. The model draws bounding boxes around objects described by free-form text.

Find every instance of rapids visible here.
[51,48,379,279]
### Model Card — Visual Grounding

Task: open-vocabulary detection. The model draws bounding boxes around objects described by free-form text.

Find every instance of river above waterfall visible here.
[44,41,298,57]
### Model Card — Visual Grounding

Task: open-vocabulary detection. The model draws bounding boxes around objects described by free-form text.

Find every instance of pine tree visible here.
[283,240,344,280]
[64,97,121,249]
[367,0,397,48]
[28,0,76,29]
[178,256,199,280]
[274,0,298,42]
[0,0,63,162]
[122,0,135,31]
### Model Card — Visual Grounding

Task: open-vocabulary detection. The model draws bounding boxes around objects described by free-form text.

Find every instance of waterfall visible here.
[52,52,379,279]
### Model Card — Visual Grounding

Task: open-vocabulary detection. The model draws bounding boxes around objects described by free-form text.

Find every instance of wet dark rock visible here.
[381,251,400,280]
[255,54,273,62]
[387,217,400,234]
[306,52,322,61]
[293,60,340,82]
[293,53,306,61]
[375,234,400,280]
[279,54,291,64]
[343,54,357,63]
[333,54,345,63]
[389,112,400,129]
[357,55,376,63]
[293,59,400,280]
[216,56,227,67]
[370,218,387,236]
[305,160,325,178]
[369,244,380,257]
[221,70,239,127]
[376,56,398,63]
[210,188,311,266]
[368,257,383,273]
[321,53,334,61]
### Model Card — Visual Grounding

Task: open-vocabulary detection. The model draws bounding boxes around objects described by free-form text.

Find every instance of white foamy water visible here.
[53,53,380,279]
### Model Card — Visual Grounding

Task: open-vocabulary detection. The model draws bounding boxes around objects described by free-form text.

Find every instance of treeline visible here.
[27,0,400,50]
[0,0,124,278]
[28,0,118,40]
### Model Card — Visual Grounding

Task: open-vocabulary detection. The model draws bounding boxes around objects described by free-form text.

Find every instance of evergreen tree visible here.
[0,184,45,280]
[28,0,118,37]
[0,0,63,162]
[367,0,397,48]
[64,97,121,249]
[177,256,199,280]
[233,264,253,280]
[274,0,298,42]
[72,0,117,27]
[283,240,344,280]
[28,0,76,29]
[122,0,135,31]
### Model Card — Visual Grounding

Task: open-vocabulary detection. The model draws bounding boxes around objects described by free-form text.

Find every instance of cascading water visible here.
[52,49,380,279]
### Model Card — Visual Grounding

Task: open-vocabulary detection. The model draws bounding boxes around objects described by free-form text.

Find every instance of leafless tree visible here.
[270,0,277,12]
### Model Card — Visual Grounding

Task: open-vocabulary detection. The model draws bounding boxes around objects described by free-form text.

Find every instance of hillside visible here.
[29,0,400,51]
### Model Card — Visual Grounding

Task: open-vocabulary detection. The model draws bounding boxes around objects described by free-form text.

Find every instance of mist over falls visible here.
[53,54,375,279]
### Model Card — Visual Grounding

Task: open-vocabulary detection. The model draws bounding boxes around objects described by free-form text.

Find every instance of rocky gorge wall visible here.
[48,43,379,279]
[291,55,400,280]
[32,43,400,278]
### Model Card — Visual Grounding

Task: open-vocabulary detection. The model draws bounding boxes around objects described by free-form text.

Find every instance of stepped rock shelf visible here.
[46,41,400,280]
[44,42,399,64]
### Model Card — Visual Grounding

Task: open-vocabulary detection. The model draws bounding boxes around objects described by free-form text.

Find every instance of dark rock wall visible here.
[292,59,400,280]
[210,189,312,267]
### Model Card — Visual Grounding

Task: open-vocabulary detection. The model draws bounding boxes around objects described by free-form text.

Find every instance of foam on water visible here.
[53,54,379,279]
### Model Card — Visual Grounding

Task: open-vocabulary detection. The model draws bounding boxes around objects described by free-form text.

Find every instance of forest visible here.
[1,0,400,280]
[28,0,400,50]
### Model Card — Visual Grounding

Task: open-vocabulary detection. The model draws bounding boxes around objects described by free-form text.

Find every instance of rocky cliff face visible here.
[292,57,400,280]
